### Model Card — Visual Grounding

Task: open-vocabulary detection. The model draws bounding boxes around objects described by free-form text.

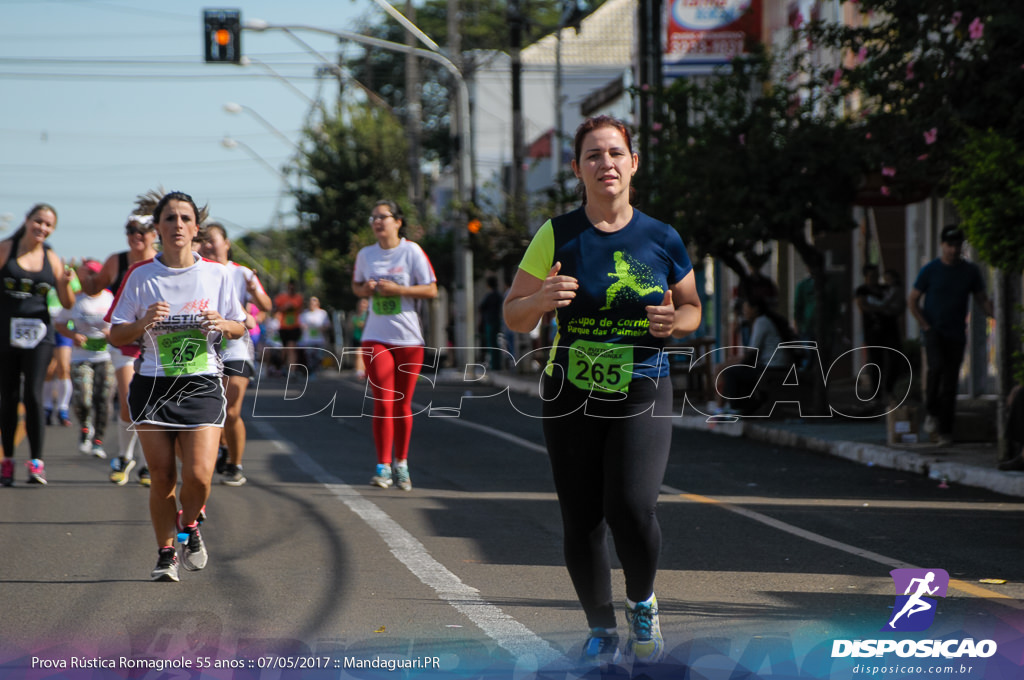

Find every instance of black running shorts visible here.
[128,374,226,428]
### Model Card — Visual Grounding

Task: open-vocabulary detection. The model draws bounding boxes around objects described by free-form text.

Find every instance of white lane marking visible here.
[250,419,564,667]
[421,411,548,455]
[663,483,916,569]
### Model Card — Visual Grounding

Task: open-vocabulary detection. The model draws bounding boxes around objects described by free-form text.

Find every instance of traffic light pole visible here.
[244,20,476,366]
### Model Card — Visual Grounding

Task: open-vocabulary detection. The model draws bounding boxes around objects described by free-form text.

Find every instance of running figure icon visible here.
[601,251,662,310]
[888,571,939,628]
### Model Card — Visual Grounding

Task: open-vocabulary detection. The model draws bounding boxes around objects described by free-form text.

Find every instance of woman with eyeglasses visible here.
[109,191,247,582]
[352,200,437,491]
[0,203,76,486]
[78,211,159,486]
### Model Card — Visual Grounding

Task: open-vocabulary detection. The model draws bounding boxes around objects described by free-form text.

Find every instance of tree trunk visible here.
[996,271,1023,461]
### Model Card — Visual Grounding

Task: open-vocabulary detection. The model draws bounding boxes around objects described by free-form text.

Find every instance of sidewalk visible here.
[479,370,1024,499]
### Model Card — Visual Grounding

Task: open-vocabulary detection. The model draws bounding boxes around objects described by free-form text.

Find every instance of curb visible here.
[674,417,1024,499]
[480,371,1024,499]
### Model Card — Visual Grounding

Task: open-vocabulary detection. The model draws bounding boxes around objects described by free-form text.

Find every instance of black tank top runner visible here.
[109,251,130,294]
[0,234,57,349]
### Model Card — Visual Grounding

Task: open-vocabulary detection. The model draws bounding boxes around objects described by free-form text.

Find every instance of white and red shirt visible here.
[220,261,265,363]
[353,238,435,346]
[58,290,114,364]
[108,253,246,377]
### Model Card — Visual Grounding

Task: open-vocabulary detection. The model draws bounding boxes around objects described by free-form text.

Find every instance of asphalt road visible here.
[2,368,1023,679]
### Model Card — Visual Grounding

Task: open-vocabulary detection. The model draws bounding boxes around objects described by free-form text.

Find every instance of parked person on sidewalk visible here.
[793,272,839,367]
[109,191,247,582]
[855,264,888,399]
[715,297,796,415]
[878,269,907,400]
[352,200,437,492]
[198,222,272,487]
[0,203,76,486]
[56,259,115,460]
[503,115,702,665]
[908,225,993,447]
[78,210,160,486]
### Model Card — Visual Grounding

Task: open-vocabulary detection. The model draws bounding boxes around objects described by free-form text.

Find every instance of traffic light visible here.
[204,9,241,64]
[467,219,482,234]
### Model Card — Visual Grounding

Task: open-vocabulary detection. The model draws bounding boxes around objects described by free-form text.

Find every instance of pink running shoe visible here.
[26,459,47,485]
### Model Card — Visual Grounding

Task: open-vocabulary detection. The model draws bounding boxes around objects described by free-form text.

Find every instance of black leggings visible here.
[1,343,54,460]
[542,375,673,629]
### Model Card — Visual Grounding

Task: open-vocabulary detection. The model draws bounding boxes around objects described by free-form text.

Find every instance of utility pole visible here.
[405,0,424,216]
[508,0,527,232]
[636,0,662,192]
[244,17,475,365]
[447,0,476,364]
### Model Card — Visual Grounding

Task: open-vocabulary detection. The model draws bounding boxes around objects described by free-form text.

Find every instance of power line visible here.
[0,71,324,81]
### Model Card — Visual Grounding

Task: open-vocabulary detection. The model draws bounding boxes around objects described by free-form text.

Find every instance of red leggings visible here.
[362,342,425,465]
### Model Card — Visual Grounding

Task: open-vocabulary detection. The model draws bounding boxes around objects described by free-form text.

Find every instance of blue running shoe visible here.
[580,628,621,666]
[370,463,393,488]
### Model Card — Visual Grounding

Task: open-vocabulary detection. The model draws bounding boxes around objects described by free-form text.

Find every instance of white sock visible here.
[626,594,655,609]
[43,380,55,410]
[117,419,138,461]
[56,379,73,411]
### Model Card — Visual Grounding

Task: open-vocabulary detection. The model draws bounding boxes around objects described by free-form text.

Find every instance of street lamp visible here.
[221,135,286,179]
[221,136,293,229]
[223,101,300,151]
[238,56,319,106]
[244,19,476,365]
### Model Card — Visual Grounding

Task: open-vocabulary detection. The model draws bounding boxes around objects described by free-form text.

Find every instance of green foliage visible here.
[292,103,414,311]
[234,229,303,294]
[812,0,1024,199]
[645,43,864,281]
[948,128,1024,274]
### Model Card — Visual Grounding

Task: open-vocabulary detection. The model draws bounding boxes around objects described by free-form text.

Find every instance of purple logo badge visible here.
[883,568,949,632]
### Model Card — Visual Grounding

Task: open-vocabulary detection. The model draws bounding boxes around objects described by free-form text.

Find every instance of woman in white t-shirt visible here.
[109,192,247,583]
[352,200,437,491]
[299,296,331,373]
[198,222,272,488]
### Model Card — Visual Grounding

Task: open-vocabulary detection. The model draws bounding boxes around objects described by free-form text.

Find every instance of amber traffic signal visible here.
[204,9,241,64]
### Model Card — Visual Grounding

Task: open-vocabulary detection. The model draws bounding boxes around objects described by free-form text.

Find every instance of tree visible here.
[812,0,1024,201]
[646,42,867,369]
[948,128,1024,388]
[814,0,1024,449]
[292,103,414,311]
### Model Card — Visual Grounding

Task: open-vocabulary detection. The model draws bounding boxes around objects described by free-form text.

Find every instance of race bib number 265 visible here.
[568,340,633,393]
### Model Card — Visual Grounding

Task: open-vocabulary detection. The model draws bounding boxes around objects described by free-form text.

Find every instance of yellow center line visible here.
[674,490,1020,605]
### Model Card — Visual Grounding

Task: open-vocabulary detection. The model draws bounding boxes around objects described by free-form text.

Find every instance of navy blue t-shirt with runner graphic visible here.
[518,206,692,391]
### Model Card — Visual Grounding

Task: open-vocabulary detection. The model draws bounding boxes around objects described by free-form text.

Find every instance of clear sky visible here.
[0,0,383,265]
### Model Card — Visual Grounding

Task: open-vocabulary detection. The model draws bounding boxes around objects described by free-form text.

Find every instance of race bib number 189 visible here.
[158,330,208,376]
[568,340,633,393]
[373,295,401,316]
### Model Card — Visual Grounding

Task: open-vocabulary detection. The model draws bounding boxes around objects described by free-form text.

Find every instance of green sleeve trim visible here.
[518,220,555,280]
